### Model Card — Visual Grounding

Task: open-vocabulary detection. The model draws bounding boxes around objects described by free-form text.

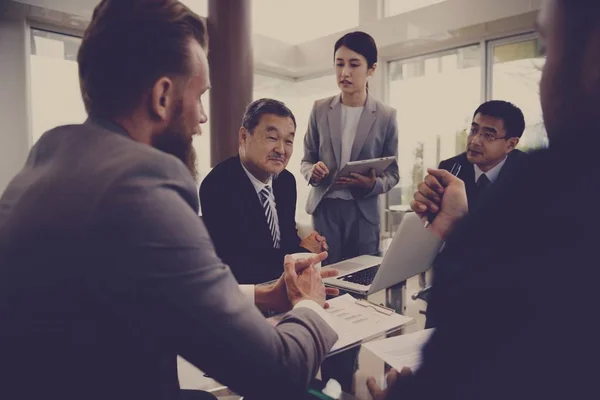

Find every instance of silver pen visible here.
[423,163,461,228]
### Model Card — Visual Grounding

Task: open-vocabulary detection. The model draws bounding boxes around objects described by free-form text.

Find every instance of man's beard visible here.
[152,106,199,182]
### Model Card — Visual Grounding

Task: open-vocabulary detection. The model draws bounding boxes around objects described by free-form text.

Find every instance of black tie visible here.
[477,174,490,190]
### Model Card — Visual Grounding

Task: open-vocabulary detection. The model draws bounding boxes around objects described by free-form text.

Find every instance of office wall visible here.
[0,11,31,194]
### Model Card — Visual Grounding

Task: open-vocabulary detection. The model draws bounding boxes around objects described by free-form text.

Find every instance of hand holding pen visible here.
[424,163,461,228]
[410,164,469,239]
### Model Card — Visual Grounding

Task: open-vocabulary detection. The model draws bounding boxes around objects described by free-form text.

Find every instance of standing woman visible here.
[302,31,399,265]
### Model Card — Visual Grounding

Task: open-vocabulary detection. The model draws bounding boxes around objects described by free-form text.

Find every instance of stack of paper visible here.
[363,328,435,372]
[320,294,413,355]
[269,294,413,355]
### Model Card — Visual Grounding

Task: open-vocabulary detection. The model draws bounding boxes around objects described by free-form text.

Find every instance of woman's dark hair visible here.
[333,31,378,69]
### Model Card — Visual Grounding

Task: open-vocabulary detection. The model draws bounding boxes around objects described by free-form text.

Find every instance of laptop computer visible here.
[322,212,444,296]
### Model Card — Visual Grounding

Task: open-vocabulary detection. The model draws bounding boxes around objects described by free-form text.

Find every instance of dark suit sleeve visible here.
[97,160,337,398]
[390,151,592,399]
[438,158,451,170]
[199,175,234,254]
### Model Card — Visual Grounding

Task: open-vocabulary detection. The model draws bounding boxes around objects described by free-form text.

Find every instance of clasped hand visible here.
[262,252,339,314]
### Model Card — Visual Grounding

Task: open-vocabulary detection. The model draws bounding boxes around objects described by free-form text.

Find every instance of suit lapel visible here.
[327,95,342,167]
[234,157,273,245]
[496,150,521,183]
[350,94,377,161]
[460,159,477,202]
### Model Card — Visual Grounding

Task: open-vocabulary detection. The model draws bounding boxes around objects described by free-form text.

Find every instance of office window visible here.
[388,45,482,205]
[254,73,338,227]
[30,30,85,145]
[385,0,448,17]
[490,36,547,150]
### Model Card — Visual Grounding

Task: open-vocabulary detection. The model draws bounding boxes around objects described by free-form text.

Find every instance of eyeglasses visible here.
[467,129,508,143]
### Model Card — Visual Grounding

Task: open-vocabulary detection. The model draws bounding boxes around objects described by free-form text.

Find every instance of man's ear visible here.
[239,126,247,146]
[507,137,519,152]
[150,76,175,121]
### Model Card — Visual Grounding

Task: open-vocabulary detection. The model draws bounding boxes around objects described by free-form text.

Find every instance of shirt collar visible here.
[240,159,273,194]
[474,156,507,184]
[85,116,131,138]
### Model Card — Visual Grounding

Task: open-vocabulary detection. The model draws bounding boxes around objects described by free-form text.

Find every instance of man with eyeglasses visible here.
[438,100,528,208]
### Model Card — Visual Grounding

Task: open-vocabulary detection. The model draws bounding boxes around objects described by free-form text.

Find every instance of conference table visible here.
[178,289,418,398]
[178,244,428,399]
[177,312,401,400]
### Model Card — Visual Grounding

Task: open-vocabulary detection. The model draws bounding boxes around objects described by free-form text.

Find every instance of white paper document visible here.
[269,294,413,354]
[363,328,435,372]
[321,294,413,354]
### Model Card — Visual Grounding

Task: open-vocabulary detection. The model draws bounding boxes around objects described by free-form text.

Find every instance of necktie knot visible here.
[259,186,272,200]
[477,174,490,189]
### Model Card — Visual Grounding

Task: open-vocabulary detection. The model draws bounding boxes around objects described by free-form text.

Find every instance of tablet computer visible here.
[336,156,396,178]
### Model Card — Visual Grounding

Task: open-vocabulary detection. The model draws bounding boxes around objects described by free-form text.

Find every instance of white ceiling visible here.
[12,0,542,79]
[13,0,100,18]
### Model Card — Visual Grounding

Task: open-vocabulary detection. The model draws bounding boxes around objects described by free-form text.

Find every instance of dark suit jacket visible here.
[0,119,336,400]
[392,142,599,399]
[438,149,528,209]
[200,156,306,284]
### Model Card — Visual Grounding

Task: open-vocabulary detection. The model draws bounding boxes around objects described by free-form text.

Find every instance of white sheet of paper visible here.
[363,328,435,372]
[268,294,413,354]
[323,294,413,353]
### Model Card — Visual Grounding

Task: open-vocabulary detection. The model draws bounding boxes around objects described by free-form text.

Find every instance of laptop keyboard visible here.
[339,265,381,286]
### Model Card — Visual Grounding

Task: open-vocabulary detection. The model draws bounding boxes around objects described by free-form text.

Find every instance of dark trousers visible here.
[313,199,380,265]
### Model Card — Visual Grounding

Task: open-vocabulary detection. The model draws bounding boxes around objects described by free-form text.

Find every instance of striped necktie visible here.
[259,185,280,249]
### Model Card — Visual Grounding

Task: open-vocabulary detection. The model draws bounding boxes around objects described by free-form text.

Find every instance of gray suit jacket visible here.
[301,94,399,224]
[0,118,337,400]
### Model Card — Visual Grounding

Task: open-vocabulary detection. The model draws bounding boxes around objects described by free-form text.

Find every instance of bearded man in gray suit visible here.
[0,1,338,400]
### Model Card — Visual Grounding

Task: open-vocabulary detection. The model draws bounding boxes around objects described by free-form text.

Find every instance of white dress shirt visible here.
[240,160,281,246]
[474,156,507,184]
[326,105,364,200]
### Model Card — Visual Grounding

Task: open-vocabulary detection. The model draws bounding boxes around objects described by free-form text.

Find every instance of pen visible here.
[423,163,461,228]
[355,298,395,316]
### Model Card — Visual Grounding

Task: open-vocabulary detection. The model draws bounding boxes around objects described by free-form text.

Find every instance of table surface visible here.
[178,247,427,399]
[388,204,413,212]
[178,338,396,400]
[178,282,419,399]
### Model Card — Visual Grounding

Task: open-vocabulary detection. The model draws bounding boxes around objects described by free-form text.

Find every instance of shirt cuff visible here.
[293,299,334,329]
[239,284,255,304]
